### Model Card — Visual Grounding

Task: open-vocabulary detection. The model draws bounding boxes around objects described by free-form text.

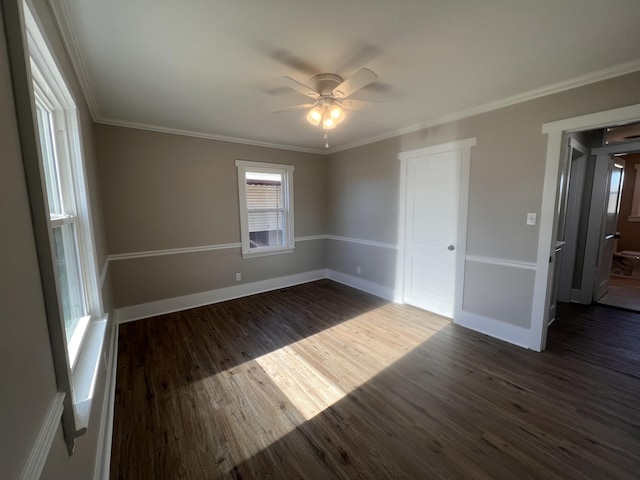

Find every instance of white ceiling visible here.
[50,0,640,154]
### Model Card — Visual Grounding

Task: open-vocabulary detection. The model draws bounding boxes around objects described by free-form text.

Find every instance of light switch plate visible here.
[527,213,537,225]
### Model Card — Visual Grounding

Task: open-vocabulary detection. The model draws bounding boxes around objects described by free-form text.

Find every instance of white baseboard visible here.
[454,311,531,348]
[325,269,397,302]
[115,269,327,324]
[20,392,65,480]
[114,268,531,348]
[94,319,119,480]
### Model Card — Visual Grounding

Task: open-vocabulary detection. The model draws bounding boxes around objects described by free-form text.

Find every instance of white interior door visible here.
[403,149,461,318]
[557,139,589,303]
[594,158,624,301]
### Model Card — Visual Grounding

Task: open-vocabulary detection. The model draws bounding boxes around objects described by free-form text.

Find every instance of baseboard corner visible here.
[454,311,531,349]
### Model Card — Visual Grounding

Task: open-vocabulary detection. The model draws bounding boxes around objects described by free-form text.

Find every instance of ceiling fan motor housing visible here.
[311,73,343,97]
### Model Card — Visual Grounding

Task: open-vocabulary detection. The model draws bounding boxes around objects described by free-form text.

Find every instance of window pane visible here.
[53,223,86,342]
[35,99,64,215]
[248,211,285,248]
[607,167,623,214]
[246,172,283,209]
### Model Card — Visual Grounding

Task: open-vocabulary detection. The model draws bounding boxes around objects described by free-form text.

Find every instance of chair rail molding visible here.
[20,392,65,480]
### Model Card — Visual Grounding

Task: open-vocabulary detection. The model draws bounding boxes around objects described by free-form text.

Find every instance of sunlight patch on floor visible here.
[255,304,447,421]
[211,303,449,474]
[255,345,347,420]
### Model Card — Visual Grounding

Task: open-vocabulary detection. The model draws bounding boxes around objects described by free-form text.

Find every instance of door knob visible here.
[448,245,455,251]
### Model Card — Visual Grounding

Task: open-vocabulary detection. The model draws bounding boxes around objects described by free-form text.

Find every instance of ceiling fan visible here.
[276,67,379,131]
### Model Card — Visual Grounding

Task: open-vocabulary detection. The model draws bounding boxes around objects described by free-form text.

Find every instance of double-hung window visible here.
[23,1,106,448]
[33,90,91,365]
[236,160,295,257]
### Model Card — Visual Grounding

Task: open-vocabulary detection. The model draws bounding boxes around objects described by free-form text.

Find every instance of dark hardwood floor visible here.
[111,280,640,479]
[597,275,640,311]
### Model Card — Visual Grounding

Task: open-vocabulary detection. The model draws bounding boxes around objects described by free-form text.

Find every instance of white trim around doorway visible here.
[531,103,640,352]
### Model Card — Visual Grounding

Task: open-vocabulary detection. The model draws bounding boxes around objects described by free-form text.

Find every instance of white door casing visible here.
[398,138,475,320]
[534,104,640,352]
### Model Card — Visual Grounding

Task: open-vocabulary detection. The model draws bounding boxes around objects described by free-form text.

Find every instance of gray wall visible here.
[1,0,113,478]
[96,124,327,307]
[325,70,640,329]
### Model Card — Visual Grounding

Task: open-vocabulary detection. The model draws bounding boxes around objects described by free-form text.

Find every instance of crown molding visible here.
[106,58,640,156]
[48,0,101,121]
[327,58,640,154]
[96,117,327,155]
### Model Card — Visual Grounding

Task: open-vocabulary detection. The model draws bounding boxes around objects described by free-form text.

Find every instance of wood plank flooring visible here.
[598,275,640,311]
[111,280,640,479]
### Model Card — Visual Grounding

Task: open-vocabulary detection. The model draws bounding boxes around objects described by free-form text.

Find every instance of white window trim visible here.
[24,1,107,451]
[33,91,90,368]
[29,43,102,319]
[235,160,295,258]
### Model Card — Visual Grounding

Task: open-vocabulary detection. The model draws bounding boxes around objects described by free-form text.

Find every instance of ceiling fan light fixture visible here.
[306,106,323,126]
[323,116,336,129]
[282,67,379,139]
[306,100,345,129]
[328,104,345,124]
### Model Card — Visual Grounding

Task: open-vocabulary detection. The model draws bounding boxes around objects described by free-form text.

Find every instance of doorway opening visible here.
[532,103,640,351]
[551,125,640,315]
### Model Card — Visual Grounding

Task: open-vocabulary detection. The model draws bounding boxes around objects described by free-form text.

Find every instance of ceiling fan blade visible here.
[271,103,316,114]
[333,68,378,98]
[281,76,319,98]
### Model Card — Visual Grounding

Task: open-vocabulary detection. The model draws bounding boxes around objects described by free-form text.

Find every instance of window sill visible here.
[241,247,295,259]
[71,314,108,432]
[68,315,91,370]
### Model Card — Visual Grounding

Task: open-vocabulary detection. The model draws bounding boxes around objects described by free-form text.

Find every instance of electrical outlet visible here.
[356,266,362,275]
[526,213,537,225]
[235,273,241,281]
